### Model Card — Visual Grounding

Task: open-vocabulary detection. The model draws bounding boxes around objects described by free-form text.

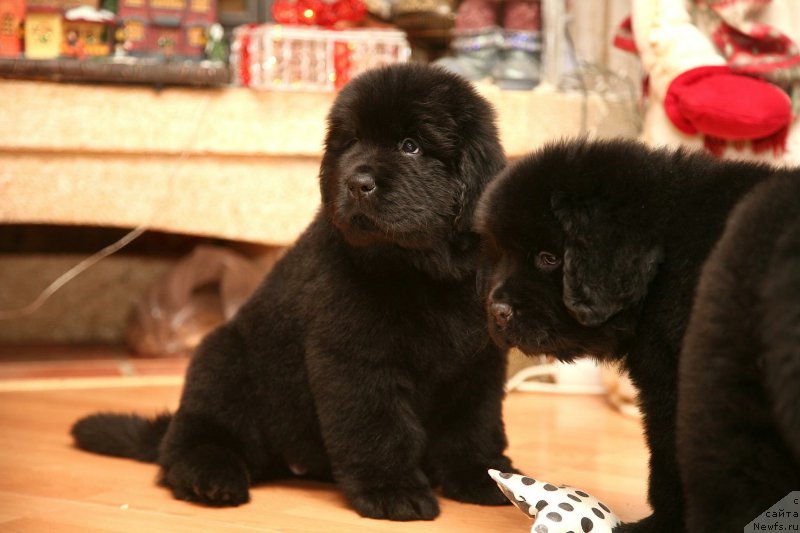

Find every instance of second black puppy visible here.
[475,137,796,532]
[678,175,800,532]
[71,64,515,520]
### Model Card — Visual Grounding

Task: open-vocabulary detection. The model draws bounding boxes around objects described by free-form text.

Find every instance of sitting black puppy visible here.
[71,64,515,521]
[474,137,797,532]
[677,174,800,532]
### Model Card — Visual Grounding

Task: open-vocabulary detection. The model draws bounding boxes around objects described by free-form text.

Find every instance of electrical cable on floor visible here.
[0,225,147,321]
[0,93,212,321]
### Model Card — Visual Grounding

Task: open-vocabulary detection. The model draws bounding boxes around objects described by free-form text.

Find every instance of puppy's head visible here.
[476,138,666,361]
[320,63,505,250]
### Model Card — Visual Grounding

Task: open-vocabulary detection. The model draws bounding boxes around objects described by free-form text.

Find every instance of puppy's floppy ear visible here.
[552,192,663,326]
[455,134,506,233]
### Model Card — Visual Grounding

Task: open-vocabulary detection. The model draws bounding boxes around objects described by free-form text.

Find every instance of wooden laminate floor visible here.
[0,349,651,532]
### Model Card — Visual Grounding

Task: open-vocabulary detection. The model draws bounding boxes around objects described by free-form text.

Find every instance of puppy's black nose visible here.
[347,174,376,199]
[490,302,513,327]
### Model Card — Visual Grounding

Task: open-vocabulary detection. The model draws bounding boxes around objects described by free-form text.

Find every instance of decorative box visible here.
[231,23,410,92]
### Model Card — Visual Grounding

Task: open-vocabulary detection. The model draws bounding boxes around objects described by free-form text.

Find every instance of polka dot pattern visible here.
[488,470,621,533]
[536,499,549,511]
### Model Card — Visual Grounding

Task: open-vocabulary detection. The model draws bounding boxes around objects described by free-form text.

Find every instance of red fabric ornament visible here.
[664,65,793,155]
[334,41,352,89]
[272,0,366,27]
[712,22,800,76]
[612,16,637,54]
[699,0,800,82]
[238,24,256,86]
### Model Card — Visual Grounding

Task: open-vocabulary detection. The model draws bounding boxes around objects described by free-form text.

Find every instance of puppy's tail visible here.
[71,412,172,463]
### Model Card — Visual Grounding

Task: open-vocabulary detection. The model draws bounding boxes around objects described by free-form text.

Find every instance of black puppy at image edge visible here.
[72,63,516,521]
[475,137,799,532]
[677,174,800,532]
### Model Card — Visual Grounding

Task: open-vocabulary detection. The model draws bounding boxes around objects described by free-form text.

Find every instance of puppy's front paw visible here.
[349,486,440,521]
[162,444,250,507]
[442,457,517,505]
[442,473,514,505]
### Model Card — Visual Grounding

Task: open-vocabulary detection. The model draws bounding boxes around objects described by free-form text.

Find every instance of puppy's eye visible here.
[535,251,561,270]
[400,138,420,155]
[343,138,358,150]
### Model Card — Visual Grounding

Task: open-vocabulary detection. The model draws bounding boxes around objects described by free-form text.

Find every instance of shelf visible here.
[0,58,231,87]
[0,79,638,245]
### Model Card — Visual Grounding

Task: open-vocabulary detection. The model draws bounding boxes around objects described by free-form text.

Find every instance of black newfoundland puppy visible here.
[475,137,797,532]
[71,64,515,520]
[678,174,800,532]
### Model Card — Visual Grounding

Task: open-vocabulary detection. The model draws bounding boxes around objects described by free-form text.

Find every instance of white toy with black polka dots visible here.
[488,469,621,533]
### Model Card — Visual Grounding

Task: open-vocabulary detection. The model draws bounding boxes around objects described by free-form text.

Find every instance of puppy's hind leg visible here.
[158,325,263,507]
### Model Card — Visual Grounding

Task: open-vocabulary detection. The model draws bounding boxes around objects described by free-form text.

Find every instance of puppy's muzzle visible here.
[346,173,376,199]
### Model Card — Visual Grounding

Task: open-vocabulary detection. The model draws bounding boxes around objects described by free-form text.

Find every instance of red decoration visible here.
[271,0,366,28]
[231,24,410,92]
[117,0,217,59]
[238,24,256,86]
[333,40,351,88]
[0,0,25,58]
[612,16,637,54]
[664,65,793,155]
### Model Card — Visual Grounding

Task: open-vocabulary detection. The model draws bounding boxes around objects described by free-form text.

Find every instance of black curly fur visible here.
[70,64,516,520]
[476,137,799,532]
[677,175,800,532]
[71,412,171,462]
